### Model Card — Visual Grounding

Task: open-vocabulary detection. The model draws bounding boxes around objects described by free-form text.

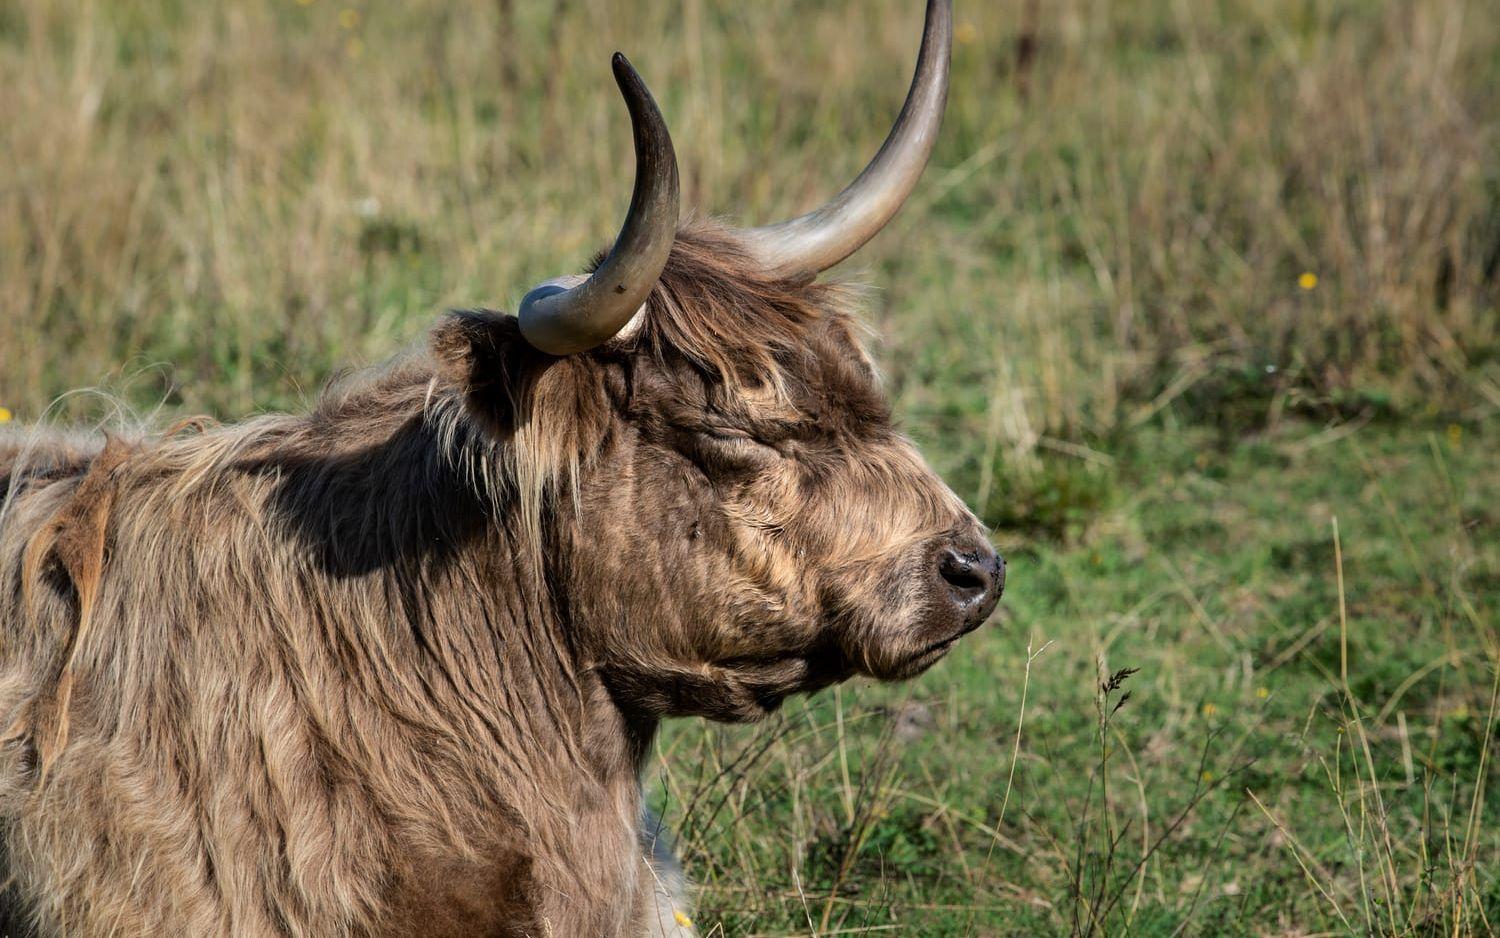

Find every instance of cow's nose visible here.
[936,541,1005,629]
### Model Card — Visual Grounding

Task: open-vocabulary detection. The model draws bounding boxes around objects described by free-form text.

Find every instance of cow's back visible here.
[0,428,101,510]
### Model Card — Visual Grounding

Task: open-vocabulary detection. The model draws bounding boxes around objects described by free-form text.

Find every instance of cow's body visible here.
[0,372,689,936]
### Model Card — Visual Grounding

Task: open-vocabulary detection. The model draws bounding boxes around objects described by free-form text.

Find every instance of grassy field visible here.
[2,0,1497,934]
[657,423,1499,934]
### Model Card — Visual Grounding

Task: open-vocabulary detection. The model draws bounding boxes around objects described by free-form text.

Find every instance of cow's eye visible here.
[692,428,779,468]
[699,427,755,445]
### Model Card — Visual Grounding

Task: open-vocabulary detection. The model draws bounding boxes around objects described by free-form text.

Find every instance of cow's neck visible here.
[286,416,657,933]
[349,536,657,934]
[312,403,657,804]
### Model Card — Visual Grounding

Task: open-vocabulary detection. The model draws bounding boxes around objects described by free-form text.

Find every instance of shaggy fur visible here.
[0,225,991,936]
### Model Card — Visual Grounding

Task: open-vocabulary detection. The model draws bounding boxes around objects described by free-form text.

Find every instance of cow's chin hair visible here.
[603,648,851,723]
[872,633,964,681]
[835,596,970,683]
[723,650,852,719]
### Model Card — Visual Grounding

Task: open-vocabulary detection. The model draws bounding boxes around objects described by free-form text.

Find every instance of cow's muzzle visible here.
[934,537,1004,633]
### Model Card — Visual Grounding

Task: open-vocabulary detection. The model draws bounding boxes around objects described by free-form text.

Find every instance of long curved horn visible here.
[519,54,681,355]
[738,0,951,279]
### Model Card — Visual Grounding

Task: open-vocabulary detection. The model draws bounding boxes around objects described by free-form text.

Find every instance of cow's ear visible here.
[430,310,609,453]
[430,310,543,439]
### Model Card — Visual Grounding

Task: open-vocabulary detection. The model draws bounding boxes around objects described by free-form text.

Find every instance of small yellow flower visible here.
[1201,702,1217,718]
[1200,770,1214,783]
[673,909,694,928]
[1255,686,1269,699]
[0,406,11,423]
[1297,271,1318,291]
[956,22,979,45]
[338,7,359,29]
[1446,424,1463,448]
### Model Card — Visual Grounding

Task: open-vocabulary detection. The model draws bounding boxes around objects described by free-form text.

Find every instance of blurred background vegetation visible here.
[1,0,1496,934]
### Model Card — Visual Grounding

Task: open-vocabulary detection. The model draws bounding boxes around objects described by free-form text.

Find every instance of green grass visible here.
[656,421,1497,935]
[1,0,1497,934]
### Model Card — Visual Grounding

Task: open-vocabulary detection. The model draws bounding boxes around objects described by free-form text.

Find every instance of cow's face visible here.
[631,238,1001,688]
[433,1,980,720]
[434,229,1003,722]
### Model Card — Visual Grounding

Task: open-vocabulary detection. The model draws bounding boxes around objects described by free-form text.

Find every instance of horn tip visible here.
[611,51,648,95]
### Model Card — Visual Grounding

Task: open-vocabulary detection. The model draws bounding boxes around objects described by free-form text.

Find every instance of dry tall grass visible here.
[2,0,1496,444]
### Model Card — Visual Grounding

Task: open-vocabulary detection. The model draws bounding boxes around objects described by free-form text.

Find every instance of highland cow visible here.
[0,1,1001,934]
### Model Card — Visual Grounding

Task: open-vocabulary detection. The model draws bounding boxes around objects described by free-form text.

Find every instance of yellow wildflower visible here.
[673,909,694,928]
[1297,271,1318,291]
[0,406,11,423]
[338,8,359,29]
[1201,770,1214,783]
[1255,686,1269,700]
[1201,702,1217,718]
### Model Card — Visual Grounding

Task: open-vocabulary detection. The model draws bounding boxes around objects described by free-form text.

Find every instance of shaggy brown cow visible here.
[0,1,1001,935]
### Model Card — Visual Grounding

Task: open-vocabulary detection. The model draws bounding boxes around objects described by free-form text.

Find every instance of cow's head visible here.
[433,0,1001,722]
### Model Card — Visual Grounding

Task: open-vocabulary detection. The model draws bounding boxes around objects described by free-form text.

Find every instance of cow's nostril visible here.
[935,543,1004,630]
[938,551,988,597]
